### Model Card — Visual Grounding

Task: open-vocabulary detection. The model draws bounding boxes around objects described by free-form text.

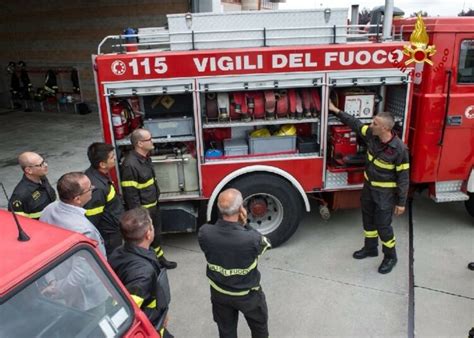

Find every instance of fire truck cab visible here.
[0,210,160,337]
[93,8,474,247]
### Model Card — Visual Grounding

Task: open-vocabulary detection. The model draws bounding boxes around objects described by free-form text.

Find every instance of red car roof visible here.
[0,209,97,298]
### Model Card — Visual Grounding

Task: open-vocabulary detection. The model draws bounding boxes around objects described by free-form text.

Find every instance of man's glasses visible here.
[140,138,153,142]
[78,185,96,196]
[28,160,47,168]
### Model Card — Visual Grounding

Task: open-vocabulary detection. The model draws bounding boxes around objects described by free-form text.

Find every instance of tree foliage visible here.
[410,11,428,17]
[358,8,371,25]
[458,9,474,16]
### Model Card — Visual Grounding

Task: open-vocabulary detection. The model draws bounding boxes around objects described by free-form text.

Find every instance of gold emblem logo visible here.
[403,14,436,66]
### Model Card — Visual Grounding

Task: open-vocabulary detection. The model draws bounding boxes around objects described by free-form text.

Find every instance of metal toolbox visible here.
[248,135,296,154]
[152,154,198,193]
[144,117,194,138]
[223,138,248,156]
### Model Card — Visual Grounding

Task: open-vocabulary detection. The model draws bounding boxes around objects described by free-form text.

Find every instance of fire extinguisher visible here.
[111,100,130,140]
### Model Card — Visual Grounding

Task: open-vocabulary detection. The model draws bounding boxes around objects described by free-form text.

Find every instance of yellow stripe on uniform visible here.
[364,230,379,238]
[208,259,258,277]
[260,236,272,256]
[367,152,395,170]
[396,163,410,171]
[364,172,397,188]
[154,246,164,258]
[361,125,369,136]
[121,178,155,190]
[382,237,396,248]
[146,299,157,309]
[15,211,42,219]
[142,201,158,208]
[85,206,105,216]
[208,279,260,296]
[106,185,116,202]
[131,294,144,307]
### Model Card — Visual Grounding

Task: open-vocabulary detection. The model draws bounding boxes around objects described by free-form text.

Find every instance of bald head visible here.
[218,188,243,217]
[18,152,42,170]
[375,112,395,130]
[130,128,151,147]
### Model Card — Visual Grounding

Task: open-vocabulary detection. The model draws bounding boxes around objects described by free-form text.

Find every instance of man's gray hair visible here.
[377,112,395,130]
[130,128,149,147]
[218,190,243,216]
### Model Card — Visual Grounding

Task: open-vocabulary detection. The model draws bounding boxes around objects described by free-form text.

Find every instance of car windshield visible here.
[0,248,133,337]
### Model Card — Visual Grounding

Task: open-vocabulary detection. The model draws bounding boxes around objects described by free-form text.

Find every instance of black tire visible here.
[227,173,303,247]
[465,192,474,218]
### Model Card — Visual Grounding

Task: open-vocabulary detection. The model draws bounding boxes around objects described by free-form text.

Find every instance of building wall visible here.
[0,0,189,108]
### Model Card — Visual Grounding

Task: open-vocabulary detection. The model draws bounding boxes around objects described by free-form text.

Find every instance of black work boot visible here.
[159,256,177,270]
[353,247,378,259]
[378,256,398,274]
[468,262,474,271]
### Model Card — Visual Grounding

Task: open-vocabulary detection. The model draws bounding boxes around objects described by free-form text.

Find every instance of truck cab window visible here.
[458,40,474,83]
[0,249,133,337]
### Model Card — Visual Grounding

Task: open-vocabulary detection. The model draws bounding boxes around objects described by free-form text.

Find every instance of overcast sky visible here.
[279,0,474,16]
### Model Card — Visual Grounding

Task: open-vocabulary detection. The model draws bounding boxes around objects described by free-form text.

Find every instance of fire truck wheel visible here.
[465,192,474,218]
[227,173,303,247]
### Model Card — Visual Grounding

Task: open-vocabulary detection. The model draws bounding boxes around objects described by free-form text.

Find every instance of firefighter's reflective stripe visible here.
[15,211,42,219]
[121,178,155,190]
[382,237,396,248]
[260,236,271,256]
[208,278,260,296]
[208,259,258,277]
[367,152,395,170]
[85,206,105,216]
[361,125,369,136]
[147,299,157,309]
[154,246,164,258]
[364,172,397,188]
[143,200,158,208]
[160,328,165,336]
[364,230,379,238]
[131,294,144,307]
[106,185,116,202]
[396,163,410,171]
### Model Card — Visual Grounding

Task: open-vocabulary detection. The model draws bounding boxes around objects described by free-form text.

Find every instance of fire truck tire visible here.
[227,173,303,247]
[465,193,474,218]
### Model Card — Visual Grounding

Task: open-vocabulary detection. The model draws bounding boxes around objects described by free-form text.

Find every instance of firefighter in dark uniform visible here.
[109,207,173,338]
[198,188,272,338]
[329,101,410,274]
[120,128,177,270]
[84,142,124,255]
[9,152,56,219]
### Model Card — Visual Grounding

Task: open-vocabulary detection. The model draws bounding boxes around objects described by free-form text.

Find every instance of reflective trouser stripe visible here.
[364,172,397,188]
[396,163,410,171]
[85,205,105,216]
[143,201,158,208]
[160,328,165,336]
[15,211,42,219]
[131,294,144,307]
[106,185,116,202]
[154,246,164,258]
[208,278,260,296]
[208,259,258,277]
[364,230,379,238]
[147,299,157,309]
[121,177,155,189]
[382,237,396,248]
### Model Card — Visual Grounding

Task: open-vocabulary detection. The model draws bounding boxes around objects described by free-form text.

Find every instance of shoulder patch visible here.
[12,200,22,208]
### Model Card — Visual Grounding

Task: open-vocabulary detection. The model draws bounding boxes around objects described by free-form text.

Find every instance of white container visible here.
[223,138,248,156]
[144,117,194,138]
[248,134,296,154]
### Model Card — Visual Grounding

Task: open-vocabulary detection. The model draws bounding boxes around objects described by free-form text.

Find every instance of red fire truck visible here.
[0,210,161,337]
[93,9,474,247]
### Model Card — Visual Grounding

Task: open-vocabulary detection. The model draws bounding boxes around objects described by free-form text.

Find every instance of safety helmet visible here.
[250,128,271,138]
[274,124,296,136]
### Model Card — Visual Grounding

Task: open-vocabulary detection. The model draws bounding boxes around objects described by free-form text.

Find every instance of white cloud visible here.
[278,0,474,16]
